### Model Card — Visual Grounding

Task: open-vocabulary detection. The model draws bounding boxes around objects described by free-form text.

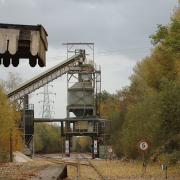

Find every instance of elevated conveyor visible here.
[8,50,85,100]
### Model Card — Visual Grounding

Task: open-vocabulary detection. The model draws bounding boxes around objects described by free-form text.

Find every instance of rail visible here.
[80,153,106,180]
[36,153,106,180]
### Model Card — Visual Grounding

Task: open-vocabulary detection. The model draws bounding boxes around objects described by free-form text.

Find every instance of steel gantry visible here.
[7,47,110,158]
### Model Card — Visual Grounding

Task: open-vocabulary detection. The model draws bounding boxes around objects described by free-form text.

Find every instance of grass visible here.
[67,160,180,180]
[67,164,100,180]
[0,158,179,180]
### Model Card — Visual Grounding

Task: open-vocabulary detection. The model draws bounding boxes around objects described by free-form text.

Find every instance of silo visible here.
[67,64,95,117]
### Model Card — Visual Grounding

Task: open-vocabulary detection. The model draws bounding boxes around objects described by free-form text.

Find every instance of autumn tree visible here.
[100,6,180,161]
[34,123,62,153]
[0,72,22,92]
[0,88,22,162]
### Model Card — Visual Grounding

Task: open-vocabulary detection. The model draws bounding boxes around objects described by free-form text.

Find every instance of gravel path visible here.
[0,160,51,180]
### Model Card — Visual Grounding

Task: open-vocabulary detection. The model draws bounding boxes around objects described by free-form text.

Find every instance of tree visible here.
[34,123,62,153]
[72,136,91,152]
[0,72,22,92]
[0,88,22,162]
[100,6,180,160]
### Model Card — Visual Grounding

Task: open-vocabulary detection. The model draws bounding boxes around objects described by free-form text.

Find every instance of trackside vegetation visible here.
[100,6,180,163]
[0,88,22,162]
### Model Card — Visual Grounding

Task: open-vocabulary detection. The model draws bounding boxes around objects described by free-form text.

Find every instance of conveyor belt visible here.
[8,50,85,100]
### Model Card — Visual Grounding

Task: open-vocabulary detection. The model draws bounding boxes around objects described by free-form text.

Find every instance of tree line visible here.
[100,6,180,163]
[0,88,22,162]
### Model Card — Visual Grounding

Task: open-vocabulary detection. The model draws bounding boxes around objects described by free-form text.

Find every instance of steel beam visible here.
[33,117,106,122]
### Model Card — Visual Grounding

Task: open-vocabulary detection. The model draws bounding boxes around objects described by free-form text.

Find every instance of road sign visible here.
[108,147,113,153]
[138,140,149,152]
[139,141,149,151]
[137,139,150,176]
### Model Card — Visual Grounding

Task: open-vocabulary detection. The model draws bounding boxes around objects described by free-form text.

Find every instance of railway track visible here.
[35,154,89,167]
[78,153,106,180]
[36,153,106,180]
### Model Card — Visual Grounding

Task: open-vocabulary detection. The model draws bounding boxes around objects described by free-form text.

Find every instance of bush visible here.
[0,88,22,162]
[34,123,62,153]
[158,151,180,165]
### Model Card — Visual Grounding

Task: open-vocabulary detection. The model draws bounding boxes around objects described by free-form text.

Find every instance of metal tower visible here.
[39,84,55,118]
[60,43,108,158]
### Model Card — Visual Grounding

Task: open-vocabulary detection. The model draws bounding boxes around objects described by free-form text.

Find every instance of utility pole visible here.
[9,129,13,162]
[77,154,80,180]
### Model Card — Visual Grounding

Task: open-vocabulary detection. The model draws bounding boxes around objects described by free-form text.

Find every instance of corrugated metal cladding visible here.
[68,80,94,116]
[0,23,48,67]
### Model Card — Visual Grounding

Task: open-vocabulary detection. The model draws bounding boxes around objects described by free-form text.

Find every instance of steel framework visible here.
[7,46,109,158]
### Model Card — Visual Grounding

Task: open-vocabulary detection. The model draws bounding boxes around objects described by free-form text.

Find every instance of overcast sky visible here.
[0,0,178,118]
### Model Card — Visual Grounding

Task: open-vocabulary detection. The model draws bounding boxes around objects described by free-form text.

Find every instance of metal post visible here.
[99,70,101,116]
[77,155,80,180]
[92,136,94,158]
[62,136,64,158]
[162,164,168,179]
[67,43,68,60]
[61,121,64,136]
[32,134,35,158]
[141,152,147,177]
[93,43,94,63]
[23,99,26,145]
[9,129,13,162]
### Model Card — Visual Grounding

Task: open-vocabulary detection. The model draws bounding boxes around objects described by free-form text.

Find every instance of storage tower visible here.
[60,44,104,158]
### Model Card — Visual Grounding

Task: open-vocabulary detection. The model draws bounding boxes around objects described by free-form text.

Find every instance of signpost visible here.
[108,147,112,153]
[9,129,13,162]
[161,164,168,179]
[108,147,113,160]
[138,139,150,177]
[139,141,149,151]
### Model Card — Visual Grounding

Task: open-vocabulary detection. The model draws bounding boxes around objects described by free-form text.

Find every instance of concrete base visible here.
[29,165,67,180]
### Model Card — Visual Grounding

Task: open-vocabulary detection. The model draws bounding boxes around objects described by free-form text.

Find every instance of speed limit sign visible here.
[138,140,150,152]
[139,141,148,151]
[108,147,113,153]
